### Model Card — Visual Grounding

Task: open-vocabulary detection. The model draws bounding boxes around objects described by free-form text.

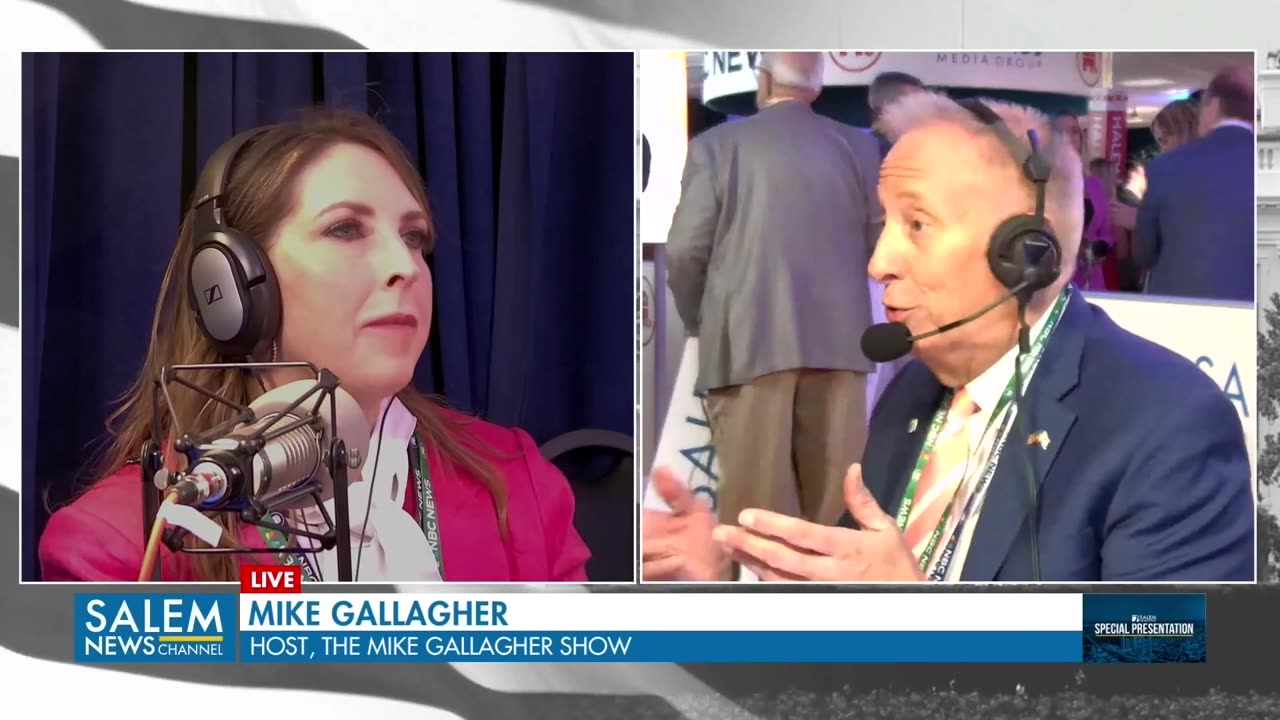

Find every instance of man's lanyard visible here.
[893,287,1071,579]
[255,430,444,581]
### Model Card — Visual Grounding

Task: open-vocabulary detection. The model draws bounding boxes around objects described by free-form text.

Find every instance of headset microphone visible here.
[860,280,1033,363]
[864,98,1063,582]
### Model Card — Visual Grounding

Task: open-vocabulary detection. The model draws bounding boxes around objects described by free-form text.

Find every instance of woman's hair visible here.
[1152,100,1198,149]
[94,108,509,581]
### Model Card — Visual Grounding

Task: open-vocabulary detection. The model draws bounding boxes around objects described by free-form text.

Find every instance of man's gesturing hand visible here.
[712,463,925,582]
[642,467,731,582]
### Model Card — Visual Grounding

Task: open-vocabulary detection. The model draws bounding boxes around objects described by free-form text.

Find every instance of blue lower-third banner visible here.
[239,630,1078,663]
[72,591,1206,664]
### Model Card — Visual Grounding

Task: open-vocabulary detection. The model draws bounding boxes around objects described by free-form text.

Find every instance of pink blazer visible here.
[38,410,591,583]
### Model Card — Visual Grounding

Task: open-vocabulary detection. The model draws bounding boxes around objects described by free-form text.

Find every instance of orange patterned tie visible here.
[904,388,981,563]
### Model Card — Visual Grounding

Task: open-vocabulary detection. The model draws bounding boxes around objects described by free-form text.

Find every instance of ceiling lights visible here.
[1120,78,1176,87]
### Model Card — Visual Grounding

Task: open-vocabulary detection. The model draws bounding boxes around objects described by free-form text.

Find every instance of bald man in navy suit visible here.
[643,91,1253,584]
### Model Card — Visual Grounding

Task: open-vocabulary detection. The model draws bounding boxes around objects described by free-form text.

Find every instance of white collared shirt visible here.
[293,397,442,582]
[761,96,803,109]
[927,305,1057,581]
[1212,119,1254,133]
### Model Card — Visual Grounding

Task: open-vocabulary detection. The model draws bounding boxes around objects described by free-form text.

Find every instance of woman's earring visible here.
[270,340,279,363]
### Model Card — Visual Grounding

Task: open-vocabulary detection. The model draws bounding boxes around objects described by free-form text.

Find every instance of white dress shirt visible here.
[293,396,442,582]
[1212,118,1255,134]
[929,305,1056,581]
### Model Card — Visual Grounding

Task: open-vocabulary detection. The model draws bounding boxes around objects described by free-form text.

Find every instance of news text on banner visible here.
[71,584,1207,664]
[235,591,1084,662]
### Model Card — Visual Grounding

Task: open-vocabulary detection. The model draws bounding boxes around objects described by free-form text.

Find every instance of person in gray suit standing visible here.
[665,52,883,527]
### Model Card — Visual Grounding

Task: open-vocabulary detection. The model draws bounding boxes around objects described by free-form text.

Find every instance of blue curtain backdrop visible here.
[21,52,634,580]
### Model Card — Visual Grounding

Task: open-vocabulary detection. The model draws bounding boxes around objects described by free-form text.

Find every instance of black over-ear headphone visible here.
[956,99,1062,303]
[187,127,282,360]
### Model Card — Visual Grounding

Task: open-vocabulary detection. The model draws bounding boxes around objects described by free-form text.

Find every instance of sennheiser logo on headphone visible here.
[204,284,223,305]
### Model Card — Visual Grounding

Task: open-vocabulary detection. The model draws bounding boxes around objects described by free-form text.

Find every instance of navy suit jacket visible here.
[872,130,893,161]
[1135,124,1254,302]
[840,292,1254,582]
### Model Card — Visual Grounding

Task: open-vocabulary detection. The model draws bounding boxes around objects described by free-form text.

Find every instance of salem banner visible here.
[644,293,1257,514]
[1084,292,1256,490]
[642,261,657,468]
[702,51,1108,104]
[643,338,719,512]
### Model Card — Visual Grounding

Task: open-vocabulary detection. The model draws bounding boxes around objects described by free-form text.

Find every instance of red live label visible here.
[241,565,302,593]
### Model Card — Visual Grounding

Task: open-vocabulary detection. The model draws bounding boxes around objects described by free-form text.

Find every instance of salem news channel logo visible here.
[75,594,238,663]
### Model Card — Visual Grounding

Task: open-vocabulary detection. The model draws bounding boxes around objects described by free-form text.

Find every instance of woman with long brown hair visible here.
[38,109,590,583]
[1151,99,1200,152]
[1109,99,1200,290]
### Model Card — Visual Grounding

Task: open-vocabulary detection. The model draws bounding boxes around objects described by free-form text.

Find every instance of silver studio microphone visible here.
[169,379,371,512]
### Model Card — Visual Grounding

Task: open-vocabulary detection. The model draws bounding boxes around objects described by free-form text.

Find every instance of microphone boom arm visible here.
[140,362,357,582]
[910,279,1032,342]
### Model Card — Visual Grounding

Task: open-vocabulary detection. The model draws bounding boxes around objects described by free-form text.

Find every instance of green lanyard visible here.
[409,431,445,579]
[893,288,1071,574]
[928,405,1016,581]
[256,430,444,581]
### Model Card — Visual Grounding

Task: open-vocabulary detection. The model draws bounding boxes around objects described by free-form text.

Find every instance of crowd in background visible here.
[871,67,1255,303]
[651,52,1255,584]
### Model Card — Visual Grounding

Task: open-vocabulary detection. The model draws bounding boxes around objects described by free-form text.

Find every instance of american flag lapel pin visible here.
[1027,431,1050,449]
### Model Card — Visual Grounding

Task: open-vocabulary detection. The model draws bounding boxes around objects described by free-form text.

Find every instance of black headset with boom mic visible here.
[860,98,1063,582]
[860,99,1062,362]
